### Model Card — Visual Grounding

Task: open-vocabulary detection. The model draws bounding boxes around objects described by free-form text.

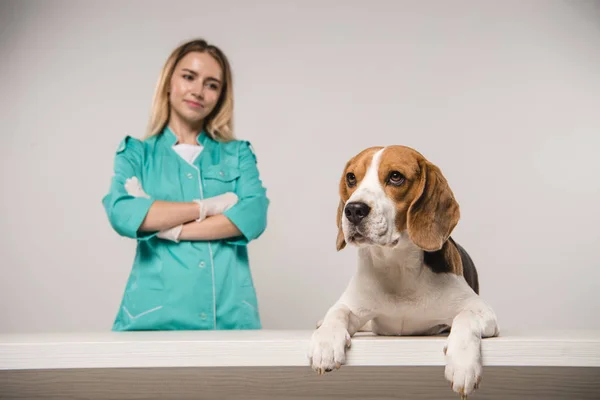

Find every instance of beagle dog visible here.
[308,145,499,398]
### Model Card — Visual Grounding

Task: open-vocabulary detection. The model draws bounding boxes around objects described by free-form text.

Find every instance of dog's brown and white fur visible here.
[308,146,499,398]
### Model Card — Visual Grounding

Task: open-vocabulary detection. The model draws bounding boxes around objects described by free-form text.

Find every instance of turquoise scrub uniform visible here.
[102,127,269,331]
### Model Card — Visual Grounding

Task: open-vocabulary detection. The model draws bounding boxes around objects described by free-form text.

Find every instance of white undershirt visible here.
[172,143,203,165]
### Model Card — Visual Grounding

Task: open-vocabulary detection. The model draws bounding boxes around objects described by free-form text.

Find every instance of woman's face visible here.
[168,51,223,129]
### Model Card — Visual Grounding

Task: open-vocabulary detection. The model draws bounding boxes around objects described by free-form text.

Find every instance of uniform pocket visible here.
[202,166,241,197]
[134,245,165,290]
[117,283,166,330]
[122,302,164,320]
[239,296,261,329]
[121,254,165,321]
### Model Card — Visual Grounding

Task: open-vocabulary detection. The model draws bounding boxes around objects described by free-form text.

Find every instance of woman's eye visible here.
[183,74,193,81]
[388,171,405,186]
[346,172,357,187]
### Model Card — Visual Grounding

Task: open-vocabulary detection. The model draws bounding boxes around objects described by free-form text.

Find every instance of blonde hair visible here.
[145,38,235,141]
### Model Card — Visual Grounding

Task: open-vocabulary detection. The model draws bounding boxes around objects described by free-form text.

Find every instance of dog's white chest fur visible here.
[347,241,473,336]
[309,237,499,397]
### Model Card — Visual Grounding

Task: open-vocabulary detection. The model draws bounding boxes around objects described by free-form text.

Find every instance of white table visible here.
[1,330,599,399]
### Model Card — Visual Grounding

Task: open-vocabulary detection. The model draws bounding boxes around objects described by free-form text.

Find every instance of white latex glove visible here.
[157,224,183,242]
[124,177,150,199]
[193,192,238,222]
[124,176,182,242]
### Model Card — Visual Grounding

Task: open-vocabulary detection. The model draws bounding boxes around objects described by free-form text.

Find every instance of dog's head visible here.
[336,146,460,252]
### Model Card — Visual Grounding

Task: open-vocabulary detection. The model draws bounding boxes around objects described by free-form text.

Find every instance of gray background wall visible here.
[1,0,599,333]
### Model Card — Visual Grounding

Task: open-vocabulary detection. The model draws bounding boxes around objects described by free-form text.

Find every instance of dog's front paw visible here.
[308,325,351,374]
[444,335,482,398]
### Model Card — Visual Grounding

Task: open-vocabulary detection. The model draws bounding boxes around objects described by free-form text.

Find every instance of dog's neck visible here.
[357,233,424,277]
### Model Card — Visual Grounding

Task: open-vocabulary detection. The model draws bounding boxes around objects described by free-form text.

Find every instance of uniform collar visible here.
[163,125,210,147]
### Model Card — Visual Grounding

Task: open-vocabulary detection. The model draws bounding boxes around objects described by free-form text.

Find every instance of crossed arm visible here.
[102,138,268,244]
[141,202,242,241]
[178,214,242,241]
[125,177,242,242]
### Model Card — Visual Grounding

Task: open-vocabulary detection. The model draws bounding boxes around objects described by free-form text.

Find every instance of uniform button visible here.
[199,261,205,268]
[186,172,194,179]
[219,171,224,177]
[200,313,207,320]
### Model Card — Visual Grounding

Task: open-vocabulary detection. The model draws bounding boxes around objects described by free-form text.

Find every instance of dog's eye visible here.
[388,171,405,186]
[346,172,357,187]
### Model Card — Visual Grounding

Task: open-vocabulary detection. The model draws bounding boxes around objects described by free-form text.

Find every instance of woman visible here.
[102,39,269,331]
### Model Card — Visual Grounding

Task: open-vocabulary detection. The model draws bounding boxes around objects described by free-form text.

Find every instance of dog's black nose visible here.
[345,202,371,225]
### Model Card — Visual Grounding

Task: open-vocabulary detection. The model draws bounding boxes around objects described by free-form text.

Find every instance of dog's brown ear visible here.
[336,199,346,251]
[407,159,460,251]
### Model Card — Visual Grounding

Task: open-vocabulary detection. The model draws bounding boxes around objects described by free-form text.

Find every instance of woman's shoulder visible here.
[113,134,157,159]
[218,138,259,162]
[218,137,256,152]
